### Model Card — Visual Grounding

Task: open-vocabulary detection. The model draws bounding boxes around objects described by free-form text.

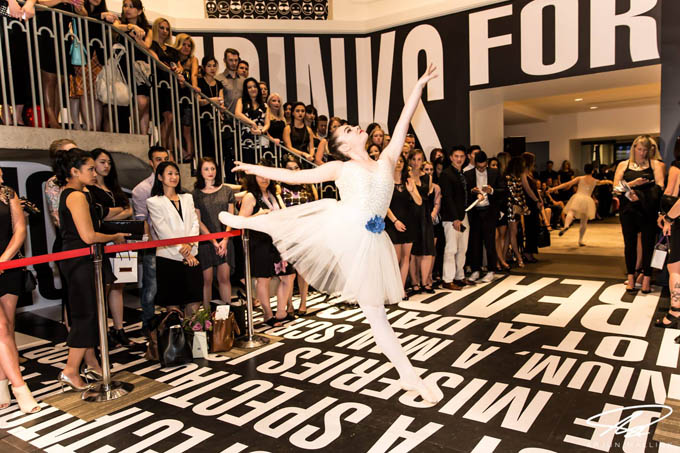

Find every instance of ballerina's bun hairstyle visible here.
[327,130,351,162]
[52,148,92,187]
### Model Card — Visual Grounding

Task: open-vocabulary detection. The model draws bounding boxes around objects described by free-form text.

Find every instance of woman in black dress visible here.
[278,156,318,315]
[146,162,203,315]
[193,158,236,308]
[88,149,133,347]
[283,102,314,161]
[408,149,435,293]
[385,155,421,297]
[423,160,442,286]
[197,56,225,159]
[238,165,295,327]
[147,18,180,146]
[235,77,269,164]
[613,135,664,293]
[54,149,128,392]
[521,152,543,263]
[266,93,286,158]
[0,169,40,413]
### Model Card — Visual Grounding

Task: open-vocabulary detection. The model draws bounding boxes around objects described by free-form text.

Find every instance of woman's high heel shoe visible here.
[0,379,9,409]
[80,364,103,383]
[11,385,40,414]
[655,312,680,329]
[57,372,92,392]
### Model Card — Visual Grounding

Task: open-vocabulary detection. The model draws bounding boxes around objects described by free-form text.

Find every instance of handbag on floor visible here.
[211,312,240,353]
[536,219,551,248]
[145,309,193,366]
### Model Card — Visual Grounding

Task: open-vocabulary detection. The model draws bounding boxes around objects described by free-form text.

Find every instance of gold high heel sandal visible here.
[57,372,92,392]
[11,385,40,414]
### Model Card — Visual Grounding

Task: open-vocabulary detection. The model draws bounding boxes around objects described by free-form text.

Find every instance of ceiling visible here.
[504,82,660,125]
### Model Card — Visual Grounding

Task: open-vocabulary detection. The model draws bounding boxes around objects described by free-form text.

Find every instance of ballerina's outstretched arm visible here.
[380,64,438,166]
[231,160,343,185]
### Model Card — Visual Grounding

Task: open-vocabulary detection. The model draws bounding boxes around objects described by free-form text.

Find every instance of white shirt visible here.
[475,168,491,207]
[146,193,199,261]
[463,163,475,173]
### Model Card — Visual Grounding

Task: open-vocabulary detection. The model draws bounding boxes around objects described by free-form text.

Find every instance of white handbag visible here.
[96,44,131,106]
[112,251,138,283]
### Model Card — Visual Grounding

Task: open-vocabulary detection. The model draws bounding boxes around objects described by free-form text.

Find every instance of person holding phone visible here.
[464,150,505,283]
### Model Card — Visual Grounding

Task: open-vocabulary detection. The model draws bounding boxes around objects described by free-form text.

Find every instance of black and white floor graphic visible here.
[4,274,680,452]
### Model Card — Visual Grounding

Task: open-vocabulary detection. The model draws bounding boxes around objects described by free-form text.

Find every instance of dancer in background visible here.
[550,163,612,246]
[220,65,443,404]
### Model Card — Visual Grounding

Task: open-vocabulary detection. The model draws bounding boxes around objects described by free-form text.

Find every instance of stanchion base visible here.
[81,380,134,403]
[234,335,270,349]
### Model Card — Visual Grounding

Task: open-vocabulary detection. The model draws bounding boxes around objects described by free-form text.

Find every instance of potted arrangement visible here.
[183,307,212,359]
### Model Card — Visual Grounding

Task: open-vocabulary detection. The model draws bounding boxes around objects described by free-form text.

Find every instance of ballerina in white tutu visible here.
[219,65,443,404]
[549,163,612,246]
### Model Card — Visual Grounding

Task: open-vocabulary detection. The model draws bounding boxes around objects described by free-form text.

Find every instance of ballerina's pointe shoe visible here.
[401,378,444,405]
[0,379,9,409]
[11,384,40,414]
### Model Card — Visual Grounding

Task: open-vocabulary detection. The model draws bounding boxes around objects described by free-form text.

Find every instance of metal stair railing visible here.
[0,4,337,197]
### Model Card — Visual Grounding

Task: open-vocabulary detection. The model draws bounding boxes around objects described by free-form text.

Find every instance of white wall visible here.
[107,0,504,33]
[504,103,660,170]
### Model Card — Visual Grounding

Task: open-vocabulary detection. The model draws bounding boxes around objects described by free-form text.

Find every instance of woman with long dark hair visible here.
[174,33,199,162]
[239,161,295,326]
[110,0,151,134]
[613,135,664,292]
[521,152,542,263]
[220,65,444,404]
[147,162,203,315]
[88,149,133,347]
[193,158,236,309]
[408,149,435,293]
[54,149,128,392]
[278,155,318,315]
[283,102,314,161]
[495,151,511,270]
[197,55,225,159]
[235,77,270,164]
[385,155,421,295]
[0,168,40,413]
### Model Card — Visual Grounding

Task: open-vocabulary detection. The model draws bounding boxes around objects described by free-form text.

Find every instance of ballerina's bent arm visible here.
[380,64,438,165]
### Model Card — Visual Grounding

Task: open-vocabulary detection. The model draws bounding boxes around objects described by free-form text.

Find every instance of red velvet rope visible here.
[0,230,242,271]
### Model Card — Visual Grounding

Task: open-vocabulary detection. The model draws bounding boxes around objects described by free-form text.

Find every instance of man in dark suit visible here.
[464,150,504,283]
[439,147,469,290]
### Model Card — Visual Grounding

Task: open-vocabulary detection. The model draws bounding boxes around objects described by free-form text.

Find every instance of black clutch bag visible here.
[101,220,145,240]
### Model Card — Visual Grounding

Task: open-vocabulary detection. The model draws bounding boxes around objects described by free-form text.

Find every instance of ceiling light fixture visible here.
[574,98,583,102]
[589,106,598,110]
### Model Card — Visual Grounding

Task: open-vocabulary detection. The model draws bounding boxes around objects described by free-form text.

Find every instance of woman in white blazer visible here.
[146,162,203,315]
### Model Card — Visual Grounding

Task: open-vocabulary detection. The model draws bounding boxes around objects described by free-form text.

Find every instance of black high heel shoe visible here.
[654,312,680,329]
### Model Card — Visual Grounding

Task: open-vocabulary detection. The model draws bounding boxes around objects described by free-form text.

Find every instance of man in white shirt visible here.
[131,146,169,336]
[463,150,504,283]
[463,145,481,172]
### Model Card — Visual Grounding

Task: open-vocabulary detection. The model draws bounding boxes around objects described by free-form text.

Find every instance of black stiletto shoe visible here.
[655,312,680,329]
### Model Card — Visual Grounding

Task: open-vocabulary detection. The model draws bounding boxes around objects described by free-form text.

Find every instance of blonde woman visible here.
[174,33,199,161]
[613,135,664,293]
[367,126,385,151]
[146,18,179,144]
[266,93,287,147]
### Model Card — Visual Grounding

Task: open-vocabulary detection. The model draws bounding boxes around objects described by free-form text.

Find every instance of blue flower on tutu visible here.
[365,215,385,234]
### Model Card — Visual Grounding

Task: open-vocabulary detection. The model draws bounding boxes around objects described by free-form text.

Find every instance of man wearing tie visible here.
[464,150,504,283]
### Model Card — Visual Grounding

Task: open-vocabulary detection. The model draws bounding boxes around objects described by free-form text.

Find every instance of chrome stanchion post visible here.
[234,230,269,349]
[82,243,134,402]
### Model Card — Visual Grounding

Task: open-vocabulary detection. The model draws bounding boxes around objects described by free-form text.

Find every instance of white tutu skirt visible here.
[565,193,596,220]
[220,199,404,306]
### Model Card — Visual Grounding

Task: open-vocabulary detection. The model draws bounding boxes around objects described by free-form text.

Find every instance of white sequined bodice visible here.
[335,159,394,220]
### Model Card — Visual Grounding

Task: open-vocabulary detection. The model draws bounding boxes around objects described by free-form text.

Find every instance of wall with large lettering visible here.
[185,0,663,152]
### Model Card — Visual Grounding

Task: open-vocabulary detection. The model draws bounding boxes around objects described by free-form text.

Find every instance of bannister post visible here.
[234,230,269,349]
[82,243,134,402]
